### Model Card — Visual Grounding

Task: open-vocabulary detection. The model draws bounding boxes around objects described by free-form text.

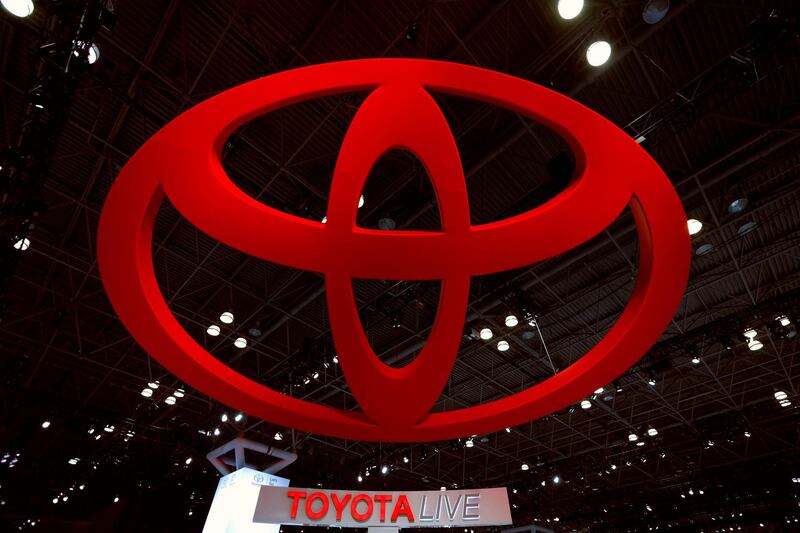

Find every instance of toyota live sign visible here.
[252,486,512,528]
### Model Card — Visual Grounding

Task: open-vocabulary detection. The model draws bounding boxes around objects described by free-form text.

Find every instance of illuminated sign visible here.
[97,59,690,441]
[251,486,512,528]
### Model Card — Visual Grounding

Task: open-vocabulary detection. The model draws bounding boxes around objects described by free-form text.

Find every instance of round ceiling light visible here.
[497,340,510,352]
[505,314,518,327]
[586,40,612,67]
[220,311,234,324]
[479,327,493,340]
[728,198,748,214]
[687,218,703,235]
[234,337,247,349]
[642,0,670,24]
[1,0,34,18]
[557,0,584,20]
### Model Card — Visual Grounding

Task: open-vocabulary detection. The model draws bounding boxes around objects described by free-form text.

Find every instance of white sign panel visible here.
[203,468,289,533]
[252,486,512,528]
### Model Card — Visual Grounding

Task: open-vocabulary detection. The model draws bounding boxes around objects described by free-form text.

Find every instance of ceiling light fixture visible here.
[479,328,493,340]
[504,314,518,327]
[557,0,584,20]
[497,340,510,352]
[691,356,701,364]
[521,463,529,471]
[728,198,748,214]
[774,390,787,401]
[1,0,34,18]
[206,324,221,336]
[586,40,612,67]
[647,427,658,437]
[358,195,365,208]
[687,218,703,235]
[274,432,283,441]
[234,337,247,349]
[580,399,591,410]
[220,311,234,324]
[165,396,176,405]
[13,237,30,251]
[41,420,50,429]
[628,433,638,442]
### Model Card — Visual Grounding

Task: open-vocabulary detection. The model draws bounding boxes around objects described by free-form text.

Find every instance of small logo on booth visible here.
[97,60,689,442]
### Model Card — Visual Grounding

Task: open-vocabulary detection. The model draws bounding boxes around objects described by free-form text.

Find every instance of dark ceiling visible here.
[1,0,800,531]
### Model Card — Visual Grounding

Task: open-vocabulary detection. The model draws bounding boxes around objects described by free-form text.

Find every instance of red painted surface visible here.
[97,59,690,441]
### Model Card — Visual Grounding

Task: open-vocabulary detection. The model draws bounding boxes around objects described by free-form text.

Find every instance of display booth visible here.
[203,439,512,533]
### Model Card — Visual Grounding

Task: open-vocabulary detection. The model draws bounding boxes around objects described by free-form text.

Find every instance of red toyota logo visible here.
[97,60,689,442]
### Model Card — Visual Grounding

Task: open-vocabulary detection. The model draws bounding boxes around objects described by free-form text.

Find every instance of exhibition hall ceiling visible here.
[0,0,798,530]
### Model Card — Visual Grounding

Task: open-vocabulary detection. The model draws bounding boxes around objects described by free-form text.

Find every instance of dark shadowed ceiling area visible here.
[1,0,799,531]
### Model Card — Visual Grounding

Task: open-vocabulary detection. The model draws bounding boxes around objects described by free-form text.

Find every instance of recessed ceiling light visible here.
[586,40,612,67]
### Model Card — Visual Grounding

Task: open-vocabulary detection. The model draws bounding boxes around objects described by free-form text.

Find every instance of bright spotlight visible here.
[586,40,612,67]
[557,0,584,20]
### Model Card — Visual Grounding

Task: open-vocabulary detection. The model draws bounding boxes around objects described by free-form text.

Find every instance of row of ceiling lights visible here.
[206,311,248,348]
[139,379,185,405]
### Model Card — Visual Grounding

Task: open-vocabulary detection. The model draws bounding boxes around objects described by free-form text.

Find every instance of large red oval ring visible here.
[97,59,690,441]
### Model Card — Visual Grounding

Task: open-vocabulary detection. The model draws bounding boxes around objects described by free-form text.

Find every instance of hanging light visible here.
[220,311,234,324]
[173,388,185,398]
[234,337,247,349]
[552,475,560,484]
[557,0,584,20]
[580,399,591,410]
[628,432,638,442]
[380,465,389,475]
[520,463,529,471]
[687,218,703,235]
[728,198,748,214]
[357,474,363,483]
[165,396,176,405]
[220,413,229,422]
[586,40,612,67]
[647,427,658,437]
[1,0,34,18]
[274,431,283,441]
[594,387,604,395]
[41,420,51,429]
[465,438,474,448]
[691,356,701,364]
[206,324,221,336]
[777,315,790,327]
[148,380,160,389]
[234,413,244,423]
[497,340,510,352]
[140,387,153,398]
[213,427,221,436]
[13,237,30,251]
[358,195,365,208]
[743,328,758,339]
[479,327,493,340]
[774,390,787,401]
[87,43,100,64]
[504,314,518,327]
[747,338,763,351]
